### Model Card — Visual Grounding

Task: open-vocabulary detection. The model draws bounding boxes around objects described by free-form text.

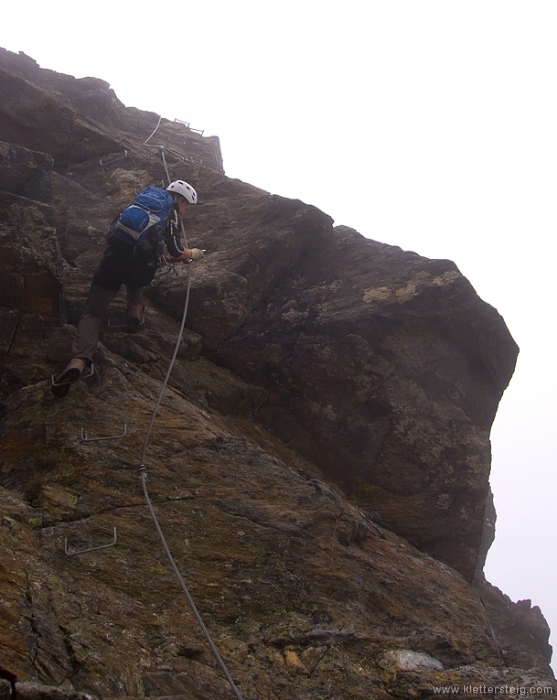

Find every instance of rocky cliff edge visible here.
[0,48,553,700]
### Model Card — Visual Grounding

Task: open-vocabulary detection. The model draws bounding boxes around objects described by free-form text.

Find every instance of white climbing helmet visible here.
[167,180,197,205]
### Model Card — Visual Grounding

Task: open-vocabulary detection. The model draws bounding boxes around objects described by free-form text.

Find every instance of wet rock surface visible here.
[0,47,553,699]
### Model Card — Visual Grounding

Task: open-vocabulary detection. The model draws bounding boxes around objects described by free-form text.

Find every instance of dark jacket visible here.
[93,204,185,290]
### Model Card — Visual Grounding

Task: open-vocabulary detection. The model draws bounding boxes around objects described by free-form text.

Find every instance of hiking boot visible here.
[126,304,144,334]
[51,358,87,398]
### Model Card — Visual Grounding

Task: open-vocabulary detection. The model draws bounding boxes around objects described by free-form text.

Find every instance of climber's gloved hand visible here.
[166,248,205,264]
[190,248,204,261]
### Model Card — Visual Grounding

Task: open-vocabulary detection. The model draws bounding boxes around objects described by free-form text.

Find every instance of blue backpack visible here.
[110,187,174,243]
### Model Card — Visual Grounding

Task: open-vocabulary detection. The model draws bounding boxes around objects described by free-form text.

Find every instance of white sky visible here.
[1,0,555,671]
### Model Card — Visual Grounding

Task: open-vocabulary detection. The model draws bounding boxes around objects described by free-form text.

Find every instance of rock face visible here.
[0,48,554,700]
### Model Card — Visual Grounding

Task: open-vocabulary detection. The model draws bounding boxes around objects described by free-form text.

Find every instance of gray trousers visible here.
[71,284,144,362]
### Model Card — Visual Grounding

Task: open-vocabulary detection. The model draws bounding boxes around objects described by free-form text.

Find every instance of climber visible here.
[51,179,203,398]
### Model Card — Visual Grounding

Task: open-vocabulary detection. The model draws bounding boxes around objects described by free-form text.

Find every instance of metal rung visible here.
[64,526,117,557]
[50,363,96,387]
[100,150,129,166]
[107,317,145,330]
[80,423,128,442]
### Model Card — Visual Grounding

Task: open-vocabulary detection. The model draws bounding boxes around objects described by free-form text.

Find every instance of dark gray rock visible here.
[0,46,553,700]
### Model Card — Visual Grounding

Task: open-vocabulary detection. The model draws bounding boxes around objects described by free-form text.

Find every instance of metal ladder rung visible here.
[64,526,118,557]
[50,363,96,388]
[107,317,145,329]
[99,150,129,166]
[80,423,128,442]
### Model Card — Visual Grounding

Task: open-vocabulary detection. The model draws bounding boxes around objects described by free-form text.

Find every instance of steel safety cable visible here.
[143,115,163,146]
[137,214,245,700]
[142,114,172,184]
[159,148,171,191]
[138,258,191,467]
[139,470,244,700]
